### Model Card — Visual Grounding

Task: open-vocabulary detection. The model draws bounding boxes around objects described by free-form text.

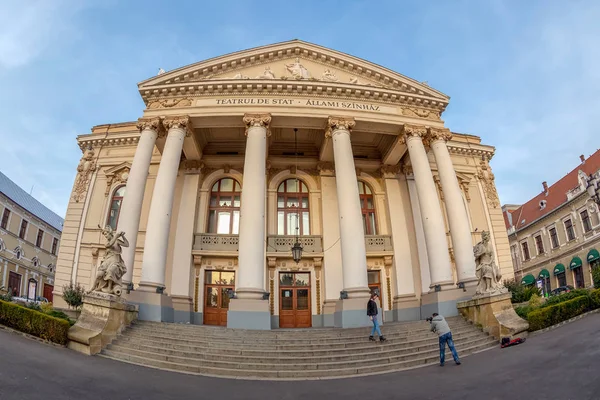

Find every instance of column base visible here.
[125,290,174,322]
[235,287,267,300]
[392,294,421,322]
[420,286,474,319]
[172,295,193,324]
[457,276,478,288]
[322,300,338,327]
[334,297,371,328]
[227,298,271,330]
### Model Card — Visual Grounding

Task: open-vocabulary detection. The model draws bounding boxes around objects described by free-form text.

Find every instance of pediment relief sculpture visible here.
[147,97,193,109]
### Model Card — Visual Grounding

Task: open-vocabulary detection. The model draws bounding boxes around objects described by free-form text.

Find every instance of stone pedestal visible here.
[67,292,138,355]
[393,295,421,322]
[227,298,271,330]
[457,292,529,341]
[334,297,371,328]
[322,300,337,327]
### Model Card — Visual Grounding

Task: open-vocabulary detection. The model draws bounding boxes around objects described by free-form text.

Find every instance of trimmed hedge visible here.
[527,295,591,331]
[0,300,70,344]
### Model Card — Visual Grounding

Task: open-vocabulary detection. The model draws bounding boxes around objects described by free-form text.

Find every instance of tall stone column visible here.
[120,117,161,286]
[227,114,271,330]
[328,116,370,328]
[429,128,477,284]
[131,116,190,322]
[381,166,420,321]
[403,124,454,289]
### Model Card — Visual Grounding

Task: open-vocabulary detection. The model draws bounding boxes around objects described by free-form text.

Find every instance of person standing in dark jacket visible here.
[367,293,386,342]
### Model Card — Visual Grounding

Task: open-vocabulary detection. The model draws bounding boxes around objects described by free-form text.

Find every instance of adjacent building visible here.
[53,40,512,329]
[0,172,63,301]
[503,151,600,295]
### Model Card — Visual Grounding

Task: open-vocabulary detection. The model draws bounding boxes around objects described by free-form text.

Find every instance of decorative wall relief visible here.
[147,97,193,109]
[477,159,500,208]
[72,148,97,203]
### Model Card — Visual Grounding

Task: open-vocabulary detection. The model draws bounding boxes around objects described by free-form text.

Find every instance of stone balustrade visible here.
[364,235,393,252]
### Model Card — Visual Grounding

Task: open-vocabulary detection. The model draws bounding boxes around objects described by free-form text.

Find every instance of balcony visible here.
[364,235,393,252]
[267,235,323,253]
[193,234,239,252]
[193,234,393,254]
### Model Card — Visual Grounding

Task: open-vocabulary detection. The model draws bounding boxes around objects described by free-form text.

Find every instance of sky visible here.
[0,0,599,217]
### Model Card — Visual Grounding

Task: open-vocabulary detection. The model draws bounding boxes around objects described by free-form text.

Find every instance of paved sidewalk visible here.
[1,314,600,400]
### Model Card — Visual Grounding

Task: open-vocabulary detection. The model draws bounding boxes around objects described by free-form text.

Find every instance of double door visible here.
[279,272,311,328]
[8,272,21,297]
[203,270,235,326]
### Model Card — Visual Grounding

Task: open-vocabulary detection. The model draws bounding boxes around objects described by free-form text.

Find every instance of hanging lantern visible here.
[292,240,303,264]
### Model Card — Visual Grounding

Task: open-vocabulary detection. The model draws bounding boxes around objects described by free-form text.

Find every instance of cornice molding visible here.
[447,144,495,160]
[77,136,139,152]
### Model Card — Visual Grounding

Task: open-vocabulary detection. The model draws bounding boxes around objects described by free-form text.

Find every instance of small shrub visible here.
[0,299,70,344]
[62,283,85,309]
[529,293,542,308]
[515,305,534,319]
[26,302,42,312]
[541,289,590,309]
[40,302,53,314]
[589,289,600,309]
[528,295,591,331]
[0,290,12,302]
[593,267,600,289]
[505,280,541,303]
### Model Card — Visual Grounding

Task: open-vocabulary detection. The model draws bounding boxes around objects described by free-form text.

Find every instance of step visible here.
[110,329,485,358]
[129,320,472,339]
[120,325,479,349]
[107,333,492,365]
[100,340,495,380]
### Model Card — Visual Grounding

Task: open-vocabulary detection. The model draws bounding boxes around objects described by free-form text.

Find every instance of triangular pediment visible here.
[138,40,449,107]
[104,162,131,176]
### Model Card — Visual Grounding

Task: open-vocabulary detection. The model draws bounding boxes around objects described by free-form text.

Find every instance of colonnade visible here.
[117,114,476,325]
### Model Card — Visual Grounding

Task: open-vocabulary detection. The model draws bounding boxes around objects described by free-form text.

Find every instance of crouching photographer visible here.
[428,313,461,367]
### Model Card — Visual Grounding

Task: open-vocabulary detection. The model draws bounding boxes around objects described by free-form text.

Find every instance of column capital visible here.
[136,117,162,133]
[380,163,402,179]
[428,127,452,142]
[243,113,272,136]
[325,116,355,138]
[317,161,335,176]
[400,124,428,144]
[163,115,193,137]
[401,163,413,177]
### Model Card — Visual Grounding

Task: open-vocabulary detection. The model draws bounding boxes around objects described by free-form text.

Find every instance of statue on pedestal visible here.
[473,231,506,296]
[92,225,129,296]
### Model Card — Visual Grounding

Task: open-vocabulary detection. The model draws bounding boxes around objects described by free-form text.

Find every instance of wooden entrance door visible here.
[203,270,235,326]
[279,272,311,328]
[8,272,21,297]
[43,284,54,302]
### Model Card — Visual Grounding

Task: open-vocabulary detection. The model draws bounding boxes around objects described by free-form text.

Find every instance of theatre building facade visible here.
[54,40,511,329]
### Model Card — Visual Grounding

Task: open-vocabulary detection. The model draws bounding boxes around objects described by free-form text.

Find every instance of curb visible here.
[530,308,600,337]
[0,324,67,349]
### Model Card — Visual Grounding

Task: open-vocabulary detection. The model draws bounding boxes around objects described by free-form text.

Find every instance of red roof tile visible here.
[508,150,600,232]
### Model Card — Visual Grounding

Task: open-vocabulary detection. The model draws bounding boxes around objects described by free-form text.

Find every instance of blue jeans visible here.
[370,316,382,337]
[439,332,460,364]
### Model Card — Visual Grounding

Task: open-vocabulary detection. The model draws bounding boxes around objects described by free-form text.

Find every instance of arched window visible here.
[277,179,310,235]
[358,181,377,235]
[208,178,241,234]
[14,246,23,260]
[106,186,126,230]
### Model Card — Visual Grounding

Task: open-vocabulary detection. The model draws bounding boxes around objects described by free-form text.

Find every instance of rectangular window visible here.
[565,219,576,241]
[19,219,28,239]
[36,229,44,248]
[51,238,58,255]
[0,208,9,230]
[535,235,544,255]
[581,210,592,233]
[522,242,530,261]
[549,227,559,248]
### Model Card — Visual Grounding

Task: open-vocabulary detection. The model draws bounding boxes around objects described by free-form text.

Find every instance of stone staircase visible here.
[99,316,496,380]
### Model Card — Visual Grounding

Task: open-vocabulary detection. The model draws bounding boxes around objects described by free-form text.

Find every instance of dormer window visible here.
[539,200,547,210]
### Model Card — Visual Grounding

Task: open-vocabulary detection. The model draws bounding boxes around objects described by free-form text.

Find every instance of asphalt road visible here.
[1,314,599,400]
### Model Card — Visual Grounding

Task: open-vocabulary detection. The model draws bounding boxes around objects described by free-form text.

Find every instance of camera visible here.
[426,317,433,322]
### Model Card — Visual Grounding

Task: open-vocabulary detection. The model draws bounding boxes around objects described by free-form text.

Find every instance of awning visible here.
[538,269,550,279]
[587,249,600,263]
[553,264,566,275]
[521,274,536,286]
[570,256,583,270]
